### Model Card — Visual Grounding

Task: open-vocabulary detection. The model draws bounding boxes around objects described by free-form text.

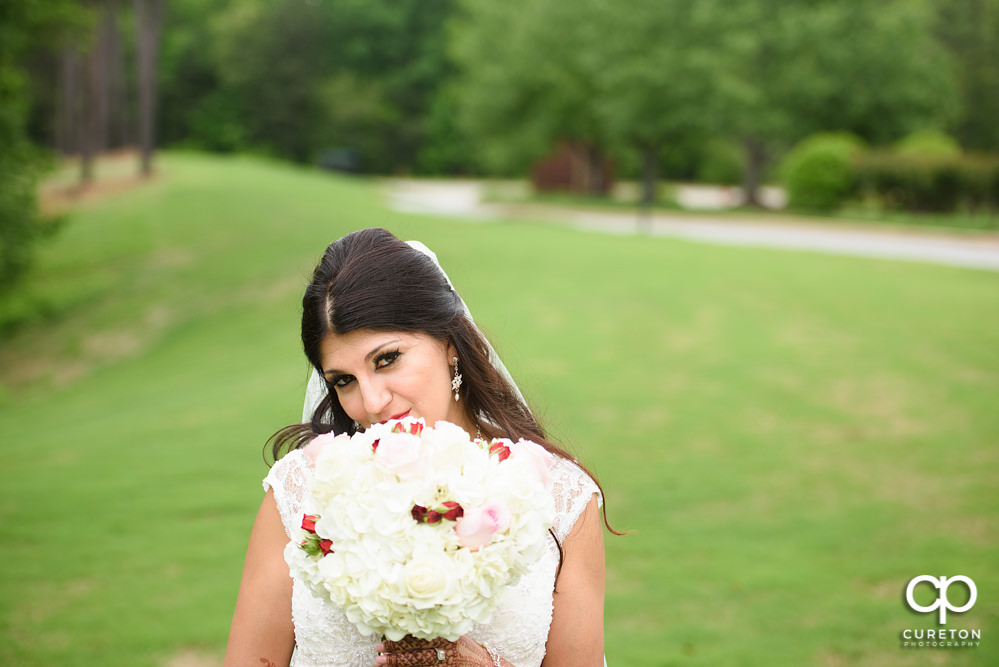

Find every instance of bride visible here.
[224,228,610,667]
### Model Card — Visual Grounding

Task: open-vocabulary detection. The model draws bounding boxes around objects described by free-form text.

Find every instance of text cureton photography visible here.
[900,628,981,648]
[901,575,982,649]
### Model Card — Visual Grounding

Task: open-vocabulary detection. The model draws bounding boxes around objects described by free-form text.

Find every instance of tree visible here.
[933,0,999,150]
[80,1,101,184]
[45,0,129,183]
[451,0,955,203]
[451,0,611,189]
[176,0,455,170]
[134,0,165,176]
[706,0,955,205]
[158,0,239,152]
[590,0,724,205]
[210,0,329,162]
[0,1,81,293]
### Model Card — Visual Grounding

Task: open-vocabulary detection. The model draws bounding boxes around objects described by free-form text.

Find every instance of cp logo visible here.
[905,575,977,624]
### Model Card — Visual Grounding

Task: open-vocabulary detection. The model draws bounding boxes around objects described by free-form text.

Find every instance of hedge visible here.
[854,152,999,213]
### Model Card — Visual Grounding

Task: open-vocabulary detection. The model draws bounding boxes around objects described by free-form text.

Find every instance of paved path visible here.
[385,180,999,272]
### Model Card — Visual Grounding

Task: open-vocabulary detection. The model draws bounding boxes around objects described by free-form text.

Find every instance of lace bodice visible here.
[263,449,601,667]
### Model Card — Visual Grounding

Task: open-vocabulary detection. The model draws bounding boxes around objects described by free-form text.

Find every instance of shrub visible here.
[894,129,962,159]
[855,151,999,213]
[0,53,44,293]
[780,133,865,211]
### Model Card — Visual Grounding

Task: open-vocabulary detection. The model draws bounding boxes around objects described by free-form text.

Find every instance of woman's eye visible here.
[375,351,400,369]
[331,375,354,388]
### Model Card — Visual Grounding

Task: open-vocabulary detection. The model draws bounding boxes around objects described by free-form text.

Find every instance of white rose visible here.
[426,419,472,444]
[313,450,352,488]
[403,552,455,608]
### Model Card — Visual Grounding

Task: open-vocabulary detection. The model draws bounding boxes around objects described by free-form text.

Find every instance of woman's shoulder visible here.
[549,456,602,542]
[262,448,310,489]
[262,448,312,539]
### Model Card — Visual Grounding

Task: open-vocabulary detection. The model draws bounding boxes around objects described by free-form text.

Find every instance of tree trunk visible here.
[635,143,659,233]
[742,136,767,208]
[580,143,606,196]
[568,141,586,194]
[134,0,165,177]
[106,0,128,148]
[93,0,118,153]
[640,143,659,207]
[81,25,102,186]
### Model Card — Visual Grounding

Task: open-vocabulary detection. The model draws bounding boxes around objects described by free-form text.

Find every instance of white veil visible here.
[302,239,527,424]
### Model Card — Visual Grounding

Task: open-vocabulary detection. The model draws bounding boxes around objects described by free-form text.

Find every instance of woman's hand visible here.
[375,635,502,667]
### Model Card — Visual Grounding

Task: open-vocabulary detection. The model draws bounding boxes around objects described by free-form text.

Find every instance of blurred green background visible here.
[2,153,996,666]
[2,0,998,665]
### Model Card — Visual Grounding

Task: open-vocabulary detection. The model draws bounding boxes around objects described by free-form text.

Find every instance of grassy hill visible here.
[1,152,996,666]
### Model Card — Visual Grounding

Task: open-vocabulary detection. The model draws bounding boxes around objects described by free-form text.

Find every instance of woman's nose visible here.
[358,377,392,420]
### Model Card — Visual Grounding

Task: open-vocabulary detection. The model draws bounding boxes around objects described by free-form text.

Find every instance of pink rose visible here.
[302,432,348,463]
[455,502,511,551]
[510,439,555,486]
[373,432,425,478]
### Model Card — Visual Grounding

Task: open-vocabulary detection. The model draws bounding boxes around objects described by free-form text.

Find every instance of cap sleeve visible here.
[550,458,602,542]
[262,449,310,539]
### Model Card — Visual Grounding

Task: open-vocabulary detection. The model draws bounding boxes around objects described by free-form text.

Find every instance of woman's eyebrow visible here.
[324,339,402,378]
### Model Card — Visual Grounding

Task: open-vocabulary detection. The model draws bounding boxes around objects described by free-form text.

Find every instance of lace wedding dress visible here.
[264,448,601,667]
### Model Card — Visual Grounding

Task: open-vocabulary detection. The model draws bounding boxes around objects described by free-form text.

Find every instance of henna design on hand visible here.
[382,636,452,653]
[450,636,499,667]
[377,635,499,667]
[379,636,451,667]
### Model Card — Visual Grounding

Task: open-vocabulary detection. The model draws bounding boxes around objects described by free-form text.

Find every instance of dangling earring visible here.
[352,420,361,432]
[451,356,462,401]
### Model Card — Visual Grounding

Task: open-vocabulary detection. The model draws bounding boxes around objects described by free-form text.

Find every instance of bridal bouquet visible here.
[284,417,556,641]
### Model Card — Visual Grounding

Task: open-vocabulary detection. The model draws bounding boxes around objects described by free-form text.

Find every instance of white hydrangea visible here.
[285,417,556,641]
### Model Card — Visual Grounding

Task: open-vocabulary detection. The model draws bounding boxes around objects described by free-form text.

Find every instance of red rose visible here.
[391,420,423,435]
[489,442,511,462]
[302,514,318,533]
[371,438,381,452]
[412,502,463,523]
[319,539,334,556]
[441,501,464,521]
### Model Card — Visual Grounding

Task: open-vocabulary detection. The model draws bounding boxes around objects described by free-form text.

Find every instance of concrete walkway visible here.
[385,179,999,273]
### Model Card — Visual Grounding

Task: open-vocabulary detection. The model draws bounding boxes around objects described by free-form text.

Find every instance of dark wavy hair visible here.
[268,228,618,538]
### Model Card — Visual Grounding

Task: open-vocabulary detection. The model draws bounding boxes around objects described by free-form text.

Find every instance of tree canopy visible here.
[15,0,996,191]
[449,0,958,202]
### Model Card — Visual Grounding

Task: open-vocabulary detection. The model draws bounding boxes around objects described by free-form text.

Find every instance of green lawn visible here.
[1,152,997,666]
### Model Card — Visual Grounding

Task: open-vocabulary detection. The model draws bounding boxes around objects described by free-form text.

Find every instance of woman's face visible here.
[320,329,472,433]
